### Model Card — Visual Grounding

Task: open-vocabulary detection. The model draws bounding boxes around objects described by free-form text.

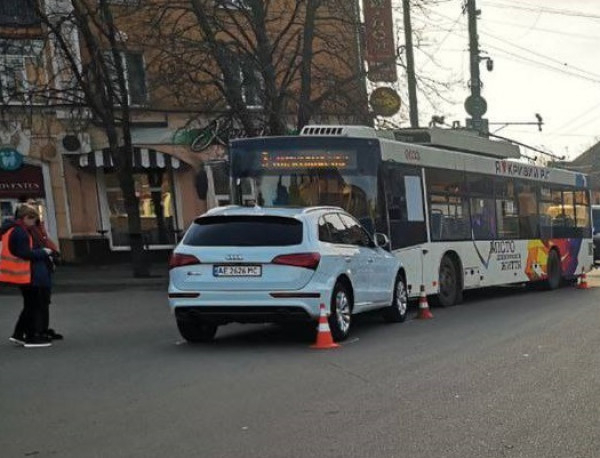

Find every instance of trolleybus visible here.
[228,126,593,305]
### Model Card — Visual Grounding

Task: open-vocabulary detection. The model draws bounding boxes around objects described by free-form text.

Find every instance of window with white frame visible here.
[217,0,249,10]
[0,39,46,104]
[225,52,263,108]
[103,50,148,106]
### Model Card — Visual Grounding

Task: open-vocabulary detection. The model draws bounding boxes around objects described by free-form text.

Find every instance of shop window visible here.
[104,171,176,247]
[209,162,253,207]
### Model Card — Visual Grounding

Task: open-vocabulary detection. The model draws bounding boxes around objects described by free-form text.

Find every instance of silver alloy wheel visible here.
[335,290,351,334]
[395,278,408,316]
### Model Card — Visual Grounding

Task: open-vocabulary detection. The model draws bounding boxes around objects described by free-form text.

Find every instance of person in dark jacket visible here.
[0,204,54,348]
[13,198,62,340]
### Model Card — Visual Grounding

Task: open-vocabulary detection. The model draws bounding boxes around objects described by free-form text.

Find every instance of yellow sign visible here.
[369,87,401,117]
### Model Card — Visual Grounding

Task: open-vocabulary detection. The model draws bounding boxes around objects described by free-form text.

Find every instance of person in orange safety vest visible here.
[0,204,55,348]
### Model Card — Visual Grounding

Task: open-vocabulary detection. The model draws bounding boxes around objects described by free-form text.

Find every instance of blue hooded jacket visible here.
[0,220,52,287]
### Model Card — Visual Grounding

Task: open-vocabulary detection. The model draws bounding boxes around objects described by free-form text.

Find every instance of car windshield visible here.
[183,215,303,246]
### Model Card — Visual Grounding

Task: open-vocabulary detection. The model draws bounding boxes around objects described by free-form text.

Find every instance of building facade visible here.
[0,0,369,263]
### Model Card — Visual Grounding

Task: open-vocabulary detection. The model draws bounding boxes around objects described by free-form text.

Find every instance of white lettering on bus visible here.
[495,160,549,180]
[489,240,515,254]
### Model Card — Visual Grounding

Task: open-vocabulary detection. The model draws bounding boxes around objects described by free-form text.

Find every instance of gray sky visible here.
[390,0,600,161]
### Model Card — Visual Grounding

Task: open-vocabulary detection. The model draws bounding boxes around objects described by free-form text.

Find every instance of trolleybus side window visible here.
[539,186,590,238]
[467,173,497,240]
[574,190,591,236]
[495,178,519,239]
[382,164,427,249]
[516,181,539,239]
[426,168,470,241]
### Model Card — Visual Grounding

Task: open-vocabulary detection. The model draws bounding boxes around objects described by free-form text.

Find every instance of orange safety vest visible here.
[0,227,32,285]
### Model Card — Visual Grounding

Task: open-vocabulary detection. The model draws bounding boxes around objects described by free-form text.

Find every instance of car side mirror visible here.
[374,232,390,249]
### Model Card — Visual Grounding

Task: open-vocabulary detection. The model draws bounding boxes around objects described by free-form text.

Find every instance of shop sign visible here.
[363,0,397,82]
[173,116,268,152]
[0,147,24,171]
[0,164,45,198]
[369,87,401,117]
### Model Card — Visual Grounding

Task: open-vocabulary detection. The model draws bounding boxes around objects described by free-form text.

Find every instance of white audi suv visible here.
[168,206,407,342]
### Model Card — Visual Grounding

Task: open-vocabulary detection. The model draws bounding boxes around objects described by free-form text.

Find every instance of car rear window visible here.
[183,215,303,246]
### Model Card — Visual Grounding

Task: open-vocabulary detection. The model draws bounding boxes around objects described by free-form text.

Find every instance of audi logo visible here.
[225,254,244,261]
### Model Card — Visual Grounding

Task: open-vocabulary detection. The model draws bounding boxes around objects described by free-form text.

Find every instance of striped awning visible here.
[78,147,181,169]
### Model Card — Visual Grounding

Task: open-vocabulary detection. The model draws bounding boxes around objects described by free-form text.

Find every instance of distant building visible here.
[554,142,600,204]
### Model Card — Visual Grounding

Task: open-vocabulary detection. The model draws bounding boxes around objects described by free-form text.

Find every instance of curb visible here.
[0,277,168,295]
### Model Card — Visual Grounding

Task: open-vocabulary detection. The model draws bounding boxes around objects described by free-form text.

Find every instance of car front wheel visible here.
[176,318,218,343]
[328,282,353,341]
[382,274,408,323]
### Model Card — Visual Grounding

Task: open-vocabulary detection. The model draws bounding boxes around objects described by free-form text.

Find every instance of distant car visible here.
[168,206,407,343]
[593,205,600,262]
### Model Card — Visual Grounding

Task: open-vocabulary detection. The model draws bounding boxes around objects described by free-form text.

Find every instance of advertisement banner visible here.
[363,0,397,82]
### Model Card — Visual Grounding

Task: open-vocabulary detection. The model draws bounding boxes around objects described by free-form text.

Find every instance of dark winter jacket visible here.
[0,221,52,287]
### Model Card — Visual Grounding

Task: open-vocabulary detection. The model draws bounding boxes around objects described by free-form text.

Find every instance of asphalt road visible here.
[0,283,599,458]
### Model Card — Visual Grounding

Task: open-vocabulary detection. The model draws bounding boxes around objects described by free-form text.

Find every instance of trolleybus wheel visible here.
[437,255,462,307]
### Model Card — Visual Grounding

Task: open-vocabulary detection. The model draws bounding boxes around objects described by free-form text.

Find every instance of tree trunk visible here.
[107,126,149,277]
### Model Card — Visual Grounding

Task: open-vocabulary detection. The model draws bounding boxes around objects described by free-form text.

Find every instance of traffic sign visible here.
[465,95,488,117]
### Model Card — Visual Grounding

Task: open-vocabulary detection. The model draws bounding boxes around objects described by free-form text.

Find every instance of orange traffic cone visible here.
[577,268,590,289]
[417,285,434,320]
[311,303,340,349]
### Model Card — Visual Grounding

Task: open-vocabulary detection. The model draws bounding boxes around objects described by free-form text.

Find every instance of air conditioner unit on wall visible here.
[59,132,91,155]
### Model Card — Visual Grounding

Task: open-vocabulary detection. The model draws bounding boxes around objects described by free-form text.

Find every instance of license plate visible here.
[213,265,262,277]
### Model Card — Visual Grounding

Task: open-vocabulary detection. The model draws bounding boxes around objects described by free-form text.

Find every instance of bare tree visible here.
[27,0,150,276]
[143,0,371,138]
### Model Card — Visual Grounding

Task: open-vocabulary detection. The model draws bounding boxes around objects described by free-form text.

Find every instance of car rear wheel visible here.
[328,282,352,341]
[176,319,218,343]
[382,274,408,323]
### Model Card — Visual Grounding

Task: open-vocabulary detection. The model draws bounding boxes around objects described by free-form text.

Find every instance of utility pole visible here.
[464,0,489,133]
[402,0,419,127]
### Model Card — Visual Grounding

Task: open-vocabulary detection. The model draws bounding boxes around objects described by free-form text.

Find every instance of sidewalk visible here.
[0,262,169,295]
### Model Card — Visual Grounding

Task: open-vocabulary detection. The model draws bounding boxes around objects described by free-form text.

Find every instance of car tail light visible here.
[169,253,201,270]
[271,252,321,270]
